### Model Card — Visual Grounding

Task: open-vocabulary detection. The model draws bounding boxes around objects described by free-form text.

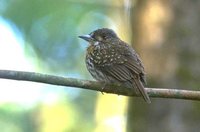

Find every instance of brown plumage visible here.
[79,28,151,103]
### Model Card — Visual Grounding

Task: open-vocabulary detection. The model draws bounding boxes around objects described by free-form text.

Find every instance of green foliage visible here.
[2,0,110,73]
[0,0,117,131]
[0,104,37,132]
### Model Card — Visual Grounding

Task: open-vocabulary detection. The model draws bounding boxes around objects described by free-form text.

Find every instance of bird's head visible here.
[79,28,118,44]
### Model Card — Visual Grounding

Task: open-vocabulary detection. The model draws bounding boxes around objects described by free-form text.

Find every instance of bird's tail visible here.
[132,77,151,103]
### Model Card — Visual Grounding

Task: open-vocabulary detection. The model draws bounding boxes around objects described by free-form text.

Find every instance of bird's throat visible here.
[87,45,95,55]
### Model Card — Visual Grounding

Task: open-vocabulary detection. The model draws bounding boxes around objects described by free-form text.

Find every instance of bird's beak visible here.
[79,35,93,42]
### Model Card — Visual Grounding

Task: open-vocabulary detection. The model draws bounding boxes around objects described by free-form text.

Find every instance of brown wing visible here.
[97,57,151,103]
[124,55,147,85]
[97,41,145,81]
[98,55,141,81]
[100,65,132,81]
[96,40,150,103]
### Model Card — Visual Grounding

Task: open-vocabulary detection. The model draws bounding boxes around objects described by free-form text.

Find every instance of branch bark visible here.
[0,70,199,101]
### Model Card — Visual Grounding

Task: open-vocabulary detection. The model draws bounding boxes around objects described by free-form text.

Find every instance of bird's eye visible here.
[97,36,102,41]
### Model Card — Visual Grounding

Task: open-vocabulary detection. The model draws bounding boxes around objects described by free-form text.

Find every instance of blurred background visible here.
[0,0,200,132]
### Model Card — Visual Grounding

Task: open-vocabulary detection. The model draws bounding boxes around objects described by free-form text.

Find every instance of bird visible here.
[79,28,151,103]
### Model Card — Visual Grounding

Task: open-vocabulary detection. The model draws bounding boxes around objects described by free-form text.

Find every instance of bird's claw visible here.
[100,83,107,94]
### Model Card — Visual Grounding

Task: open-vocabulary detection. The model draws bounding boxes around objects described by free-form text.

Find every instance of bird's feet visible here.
[100,82,121,95]
[100,83,107,94]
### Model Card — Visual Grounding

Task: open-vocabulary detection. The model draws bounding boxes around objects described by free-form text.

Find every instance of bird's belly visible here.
[86,58,106,82]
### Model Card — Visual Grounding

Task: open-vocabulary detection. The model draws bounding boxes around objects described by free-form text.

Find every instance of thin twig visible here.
[0,70,199,101]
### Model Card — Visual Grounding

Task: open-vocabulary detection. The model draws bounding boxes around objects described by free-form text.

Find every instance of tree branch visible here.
[0,70,199,101]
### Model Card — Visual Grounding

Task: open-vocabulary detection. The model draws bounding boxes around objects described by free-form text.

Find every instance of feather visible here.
[101,65,131,81]
[132,76,151,103]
